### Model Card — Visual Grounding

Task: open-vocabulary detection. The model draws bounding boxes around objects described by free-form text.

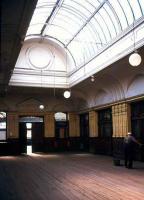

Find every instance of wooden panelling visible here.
[7,112,19,138]
[112,103,131,138]
[0,139,20,155]
[89,111,98,137]
[43,137,81,152]
[69,113,80,137]
[95,137,113,155]
[43,137,56,152]
[44,113,55,137]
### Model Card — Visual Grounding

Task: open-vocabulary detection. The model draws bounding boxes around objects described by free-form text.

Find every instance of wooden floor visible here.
[0,153,144,200]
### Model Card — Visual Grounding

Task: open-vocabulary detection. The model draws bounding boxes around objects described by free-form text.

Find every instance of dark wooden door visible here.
[131,100,144,161]
[32,122,44,153]
[80,113,89,151]
[19,122,27,154]
[98,108,113,155]
[55,121,69,151]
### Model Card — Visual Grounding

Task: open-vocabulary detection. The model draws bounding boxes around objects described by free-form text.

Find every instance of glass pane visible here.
[19,116,43,123]
[139,0,144,14]
[60,8,85,26]
[68,41,84,67]
[26,123,32,129]
[0,112,6,121]
[24,0,144,72]
[64,0,94,18]
[38,0,57,5]
[77,25,96,59]
[104,3,120,34]
[51,16,80,36]
[91,17,107,45]
[118,0,134,25]
[56,13,81,28]
[128,0,142,19]
[26,24,43,35]
[0,122,6,129]
[26,0,57,36]
[55,112,66,121]
[99,7,116,39]
[27,130,32,139]
[45,24,72,44]
[0,130,6,140]
[88,0,100,8]
[109,0,128,30]
[0,112,6,140]
[96,12,111,42]
[30,8,50,25]
[27,145,32,154]
[76,0,99,12]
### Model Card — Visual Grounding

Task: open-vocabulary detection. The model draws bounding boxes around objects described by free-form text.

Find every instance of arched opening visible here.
[19,116,44,154]
[0,112,6,141]
[54,112,69,151]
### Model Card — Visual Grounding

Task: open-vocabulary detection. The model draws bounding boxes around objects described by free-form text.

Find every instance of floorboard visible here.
[0,153,144,200]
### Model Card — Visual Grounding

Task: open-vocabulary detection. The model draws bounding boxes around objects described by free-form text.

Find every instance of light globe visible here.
[64,90,71,98]
[39,104,44,110]
[129,52,142,66]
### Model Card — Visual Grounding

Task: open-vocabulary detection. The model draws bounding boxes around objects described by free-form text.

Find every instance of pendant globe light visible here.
[129,21,142,67]
[129,51,142,67]
[39,70,44,110]
[39,104,44,110]
[91,75,95,82]
[63,48,71,99]
[63,90,71,98]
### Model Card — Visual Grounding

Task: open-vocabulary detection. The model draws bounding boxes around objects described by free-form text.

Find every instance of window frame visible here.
[0,111,7,141]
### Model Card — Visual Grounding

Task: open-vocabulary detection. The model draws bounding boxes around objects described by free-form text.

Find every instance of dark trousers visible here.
[124,146,134,168]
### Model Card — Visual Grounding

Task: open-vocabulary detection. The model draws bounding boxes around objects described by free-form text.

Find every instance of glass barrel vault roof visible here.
[26,0,144,70]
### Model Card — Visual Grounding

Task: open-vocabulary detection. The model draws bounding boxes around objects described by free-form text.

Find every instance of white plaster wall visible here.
[126,74,144,98]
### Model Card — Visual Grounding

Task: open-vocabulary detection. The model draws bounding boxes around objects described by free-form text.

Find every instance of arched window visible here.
[0,112,6,140]
[55,112,67,121]
[55,112,68,138]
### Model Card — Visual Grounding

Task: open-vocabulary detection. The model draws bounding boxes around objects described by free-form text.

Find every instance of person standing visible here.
[124,132,142,169]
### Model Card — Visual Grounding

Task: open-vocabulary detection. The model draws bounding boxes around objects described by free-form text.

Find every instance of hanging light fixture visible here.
[129,51,142,67]
[91,75,95,82]
[63,90,71,98]
[129,21,142,67]
[63,48,71,99]
[39,104,44,110]
[39,69,44,110]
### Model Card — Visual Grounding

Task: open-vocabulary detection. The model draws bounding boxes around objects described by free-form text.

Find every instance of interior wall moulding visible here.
[26,44,54,70]
[77,95,144,114]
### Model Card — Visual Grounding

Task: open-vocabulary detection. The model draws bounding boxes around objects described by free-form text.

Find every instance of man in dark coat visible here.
[124,132,141,169]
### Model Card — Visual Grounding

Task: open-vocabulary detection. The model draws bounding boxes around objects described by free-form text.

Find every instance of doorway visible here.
[98,108,113,155]
[80,113,89,151]
[19,116,44,154]
[55,112,69,151]
[131,100,144,161]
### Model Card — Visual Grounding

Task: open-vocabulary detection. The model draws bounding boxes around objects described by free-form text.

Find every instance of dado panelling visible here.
[44,113,55,137]
[112,103,131,137]
[89,111,98,137]
[69,113,80,137]
[7,113,19,138]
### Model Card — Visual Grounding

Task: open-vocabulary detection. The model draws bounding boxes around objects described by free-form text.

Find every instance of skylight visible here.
[10,0,144,88]
[26,0,144,69]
